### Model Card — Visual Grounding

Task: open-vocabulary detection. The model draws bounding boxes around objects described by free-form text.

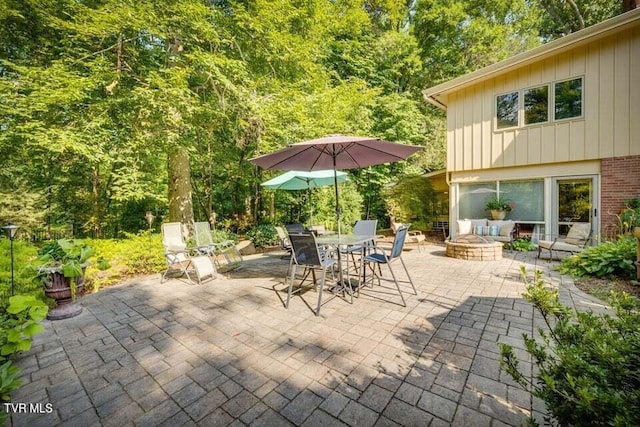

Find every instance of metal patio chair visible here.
[285,233,337,316]
[361,224,417,307]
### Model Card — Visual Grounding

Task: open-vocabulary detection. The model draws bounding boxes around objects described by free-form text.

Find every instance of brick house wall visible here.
[600,155,640,239]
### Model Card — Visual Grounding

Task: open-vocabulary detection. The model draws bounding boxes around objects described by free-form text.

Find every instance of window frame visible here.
[523,84,550,126]
[493,76,584,132]
[553,77,584,122]
[495,90,520,130]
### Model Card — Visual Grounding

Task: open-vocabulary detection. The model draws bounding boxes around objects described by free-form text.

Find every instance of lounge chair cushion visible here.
[564,223,590,245]
[538,240,581,253]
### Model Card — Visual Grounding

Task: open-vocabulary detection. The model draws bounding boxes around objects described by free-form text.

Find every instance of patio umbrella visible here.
[261,170,349,222]
[250,134,422,234]
[261,170,348,190]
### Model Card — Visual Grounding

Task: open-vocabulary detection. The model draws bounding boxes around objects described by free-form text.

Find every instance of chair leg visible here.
[399,257,417,295]
[387,264,406,307]
[285,264,297,308]
[316,269,326,316]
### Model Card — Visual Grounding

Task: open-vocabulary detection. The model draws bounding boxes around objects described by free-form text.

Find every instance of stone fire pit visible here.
[445,234,503,260]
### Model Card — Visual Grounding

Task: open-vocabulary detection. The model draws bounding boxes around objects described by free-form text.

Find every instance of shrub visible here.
[558,236,637,278]
[85,231,166,291]
[245,224,278,249]
[510,238,537,252]
[500,267,640,426]
[211,229,238,244]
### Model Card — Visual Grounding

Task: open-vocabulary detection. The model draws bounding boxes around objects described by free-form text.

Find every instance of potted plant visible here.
[32,239,95,320]
[485,197,514,220]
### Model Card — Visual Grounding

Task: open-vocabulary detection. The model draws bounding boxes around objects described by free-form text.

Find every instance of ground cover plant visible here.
[0,295,48,422]
[558,236,637,279]
[500,267,640,426]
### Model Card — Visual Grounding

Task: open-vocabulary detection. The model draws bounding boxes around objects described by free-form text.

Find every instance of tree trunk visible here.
[168,146,194,229]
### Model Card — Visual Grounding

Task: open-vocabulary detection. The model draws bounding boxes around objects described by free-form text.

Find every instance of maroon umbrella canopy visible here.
[250,134,422,234]
[249,135,422,171]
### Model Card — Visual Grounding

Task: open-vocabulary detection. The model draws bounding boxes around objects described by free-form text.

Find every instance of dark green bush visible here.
[558,236,637,278]
[246,224,278,248]
[500,267,640,426]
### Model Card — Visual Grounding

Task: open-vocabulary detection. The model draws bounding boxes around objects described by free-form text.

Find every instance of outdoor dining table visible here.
[315,234,374,299]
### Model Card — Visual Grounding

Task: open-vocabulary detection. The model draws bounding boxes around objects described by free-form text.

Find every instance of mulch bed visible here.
[574,276,640,300]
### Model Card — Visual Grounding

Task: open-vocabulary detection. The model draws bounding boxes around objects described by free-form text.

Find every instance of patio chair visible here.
[285,223,305,235]
[275,226,292,259]
[391,221,426,251]
[193,221,242,271]
[537,222,592,260]
[285,233,337,316]
[161,222,191,283]
[360,224,417,307]
[342,219,378,277]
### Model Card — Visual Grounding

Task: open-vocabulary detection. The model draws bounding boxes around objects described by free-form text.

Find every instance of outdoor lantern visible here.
[2,222,19,296]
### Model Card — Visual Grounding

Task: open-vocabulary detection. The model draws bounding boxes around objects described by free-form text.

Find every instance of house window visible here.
[554,77,582,120]
[496,92,519,129]
[458,180,544,221]
[498,180,544,221]
[458,183,497,219]
[524,85,548,125]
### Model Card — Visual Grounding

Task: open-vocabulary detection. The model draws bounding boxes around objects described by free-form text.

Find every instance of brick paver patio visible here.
[9,244,607,426]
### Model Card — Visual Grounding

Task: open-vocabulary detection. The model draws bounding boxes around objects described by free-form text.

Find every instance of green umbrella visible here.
[261,170,348,190]
[261,170,349,224]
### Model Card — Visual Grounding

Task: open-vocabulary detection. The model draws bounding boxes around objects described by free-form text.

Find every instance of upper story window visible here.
[554,78,583,120]
[495,76,583,130]
[496,92,519,129]
[524,85,548,125]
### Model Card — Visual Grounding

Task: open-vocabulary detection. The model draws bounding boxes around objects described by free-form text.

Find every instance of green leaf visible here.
[62,260,82,278]
[15,340,32,352]
[23,323,44,337]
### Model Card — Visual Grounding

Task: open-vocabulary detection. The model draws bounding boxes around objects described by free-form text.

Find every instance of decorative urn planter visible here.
[491,210,507,220]
[42,265,87,320]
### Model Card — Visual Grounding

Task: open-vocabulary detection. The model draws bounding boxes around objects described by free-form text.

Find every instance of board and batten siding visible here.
[446,26,640,172]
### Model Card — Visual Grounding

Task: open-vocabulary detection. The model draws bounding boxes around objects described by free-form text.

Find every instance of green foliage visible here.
[510,238,537,252]
[485,197,514,212]
[0,361,21,403]
[211,229,239,245]
[246,224,278,249]
[500,267,640,426]
[559,237,637,279]
[618,197,640,234]
[85,232,165,291]
[0,295,48,357]
[383,175,439,228]
[0,239,39,307]
[0,295,48,416]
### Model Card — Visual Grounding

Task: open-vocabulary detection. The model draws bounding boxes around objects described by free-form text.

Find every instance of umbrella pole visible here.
[333,157,341,236]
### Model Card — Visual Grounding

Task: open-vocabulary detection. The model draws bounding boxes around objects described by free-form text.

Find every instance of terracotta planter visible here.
[43,270,85,320]
[491,210,507,220]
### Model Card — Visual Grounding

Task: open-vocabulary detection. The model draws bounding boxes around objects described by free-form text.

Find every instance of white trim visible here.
[423,8,640,108]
